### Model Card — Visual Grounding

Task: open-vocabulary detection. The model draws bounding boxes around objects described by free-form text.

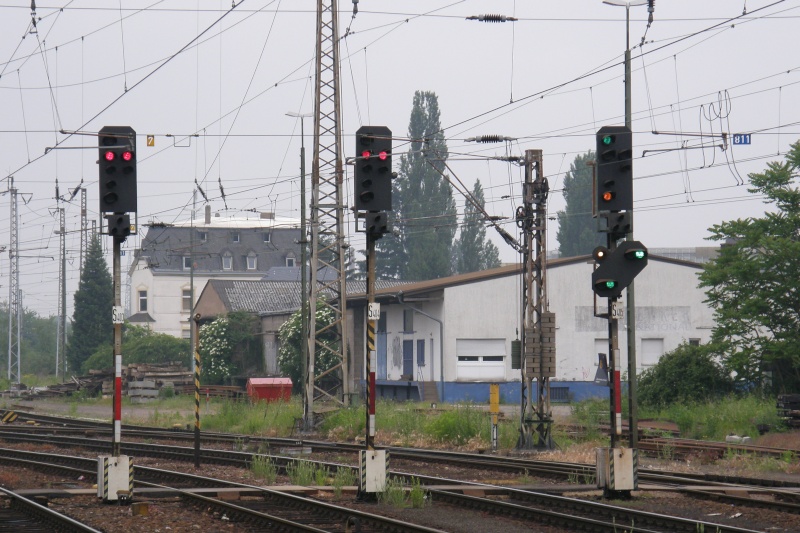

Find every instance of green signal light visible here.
[604,281,616,289]
[602,135,613,145]
[633,250,646,259]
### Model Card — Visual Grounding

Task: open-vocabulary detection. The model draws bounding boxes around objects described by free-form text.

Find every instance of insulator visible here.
[476,135,502,143]
[479,14,507,23]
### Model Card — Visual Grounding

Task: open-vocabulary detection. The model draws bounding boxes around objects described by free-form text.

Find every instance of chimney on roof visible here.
[260,212,275,220]
[204,205,211,225]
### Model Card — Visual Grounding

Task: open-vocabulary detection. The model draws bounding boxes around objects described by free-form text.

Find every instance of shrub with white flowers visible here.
[277,300,341,392]
[199,317,236,384]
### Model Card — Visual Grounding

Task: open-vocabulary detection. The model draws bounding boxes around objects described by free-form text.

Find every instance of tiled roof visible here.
[206,279,410,315]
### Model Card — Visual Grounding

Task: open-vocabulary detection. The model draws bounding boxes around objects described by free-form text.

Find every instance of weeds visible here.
[286,460,317,486]
[408,476,428,508]
[251,455,278,484]
[332,466,357,497]
[377,476,406,507]
[658,441,675,461]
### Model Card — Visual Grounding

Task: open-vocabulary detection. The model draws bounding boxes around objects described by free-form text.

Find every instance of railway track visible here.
[0,485,102,533]
[0,446,773,533]
[3,411,800,530]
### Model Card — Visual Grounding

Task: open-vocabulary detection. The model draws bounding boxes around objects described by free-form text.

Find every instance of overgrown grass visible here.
[639,396,783,441]
[203,398,302,436]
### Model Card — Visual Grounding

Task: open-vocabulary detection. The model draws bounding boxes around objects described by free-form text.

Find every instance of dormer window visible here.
[183,256,192,270]
[222,253,233,270]
[246,252,257,270]
[232,232,240,243]
[263,232,271,243]
[198,231,208,242]
[286,252,296,268]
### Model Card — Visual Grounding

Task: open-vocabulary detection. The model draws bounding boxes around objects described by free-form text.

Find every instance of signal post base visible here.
[596,447,637,497]
[358,449,387,498]
[97,455,133,503]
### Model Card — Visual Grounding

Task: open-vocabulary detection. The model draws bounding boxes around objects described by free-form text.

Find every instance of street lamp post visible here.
[287,111,312,420]
[603,0,647,451]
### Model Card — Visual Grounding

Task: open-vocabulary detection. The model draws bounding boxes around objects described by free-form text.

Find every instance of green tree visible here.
[453,179,501,274]
[374,91,457,280]
[556,151,605,257]
[699,140,800,393]
[0,305,58,377]
[637,342,734,408]
[277,300,339,393]
[66,237,112,373]
[81,324,191,374]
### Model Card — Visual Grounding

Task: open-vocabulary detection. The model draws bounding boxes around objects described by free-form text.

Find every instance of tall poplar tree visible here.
[66,236,112,372]
[453,179,501,274]
[556,151,605,257]
[375,90,457,280]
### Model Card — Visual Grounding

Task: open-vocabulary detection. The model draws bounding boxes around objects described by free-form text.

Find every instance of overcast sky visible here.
[1,0,798,318]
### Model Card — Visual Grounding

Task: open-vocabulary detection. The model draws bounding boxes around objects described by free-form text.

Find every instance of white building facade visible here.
[128,207,301,338]
[354,254,715,403]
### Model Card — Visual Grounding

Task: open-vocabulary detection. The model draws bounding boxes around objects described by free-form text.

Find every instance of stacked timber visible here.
[126,362,192,388]
[777,394,800,427]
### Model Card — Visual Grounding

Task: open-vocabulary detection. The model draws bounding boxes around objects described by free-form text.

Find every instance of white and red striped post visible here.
[112,235,123,456]
[613,347,622,437]
[365,236,377,450]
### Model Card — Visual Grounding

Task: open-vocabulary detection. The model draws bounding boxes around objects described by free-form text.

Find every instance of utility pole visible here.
[56,207,66,380]
[6,177,21,384]
[306,0,350,430]
[517,150,555,450]
[287,111,312,400]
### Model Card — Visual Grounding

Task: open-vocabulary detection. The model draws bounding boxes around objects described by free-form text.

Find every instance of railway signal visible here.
[354,126,392,212]
[596,126,633,213]
[98,126,138,214]
[591,241,648,299]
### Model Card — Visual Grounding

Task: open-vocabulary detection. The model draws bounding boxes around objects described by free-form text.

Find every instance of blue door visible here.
[403,340,414,378]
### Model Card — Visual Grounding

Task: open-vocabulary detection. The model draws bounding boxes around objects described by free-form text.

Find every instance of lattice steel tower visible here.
[518,150,555,449]
[305,0,350,430]
[7,178,21,383]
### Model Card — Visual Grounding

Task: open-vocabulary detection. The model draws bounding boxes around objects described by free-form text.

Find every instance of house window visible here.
[182,289,193,312]
[232,232,240,243]
[181,328,191,340]
[403,309,414,333]
[689,338,701,346]
[263,232,271,243]
[198,231,207,242]
[138,290,148,312]
[222,254,233,270]
[247,254,257,270]
[183,256,192,270]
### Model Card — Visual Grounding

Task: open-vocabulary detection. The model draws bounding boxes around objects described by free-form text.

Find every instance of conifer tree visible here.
[66,236,112,372]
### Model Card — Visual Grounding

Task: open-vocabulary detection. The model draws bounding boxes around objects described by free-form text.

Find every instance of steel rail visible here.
[0,485,102,533]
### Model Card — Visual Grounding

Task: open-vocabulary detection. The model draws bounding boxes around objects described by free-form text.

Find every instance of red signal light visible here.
[104,151,116,162]
[602,191,614,202]
[378,150,388,161]
[122,151,133,162]
[361,150,371,159]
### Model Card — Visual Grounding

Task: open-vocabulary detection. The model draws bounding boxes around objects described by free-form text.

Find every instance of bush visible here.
[638,342,734,408]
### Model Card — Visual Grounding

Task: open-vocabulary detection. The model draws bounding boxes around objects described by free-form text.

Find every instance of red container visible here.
[246,377,292,402]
